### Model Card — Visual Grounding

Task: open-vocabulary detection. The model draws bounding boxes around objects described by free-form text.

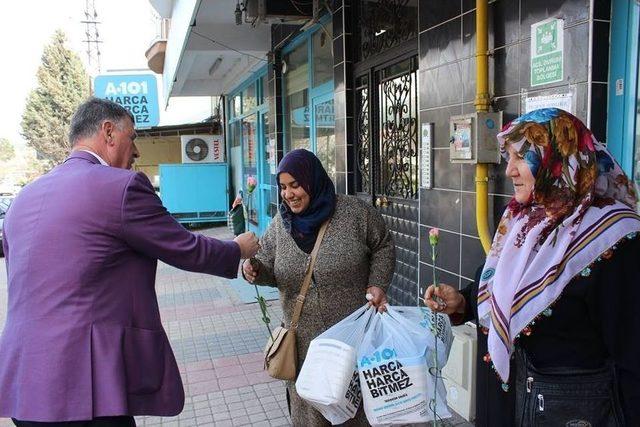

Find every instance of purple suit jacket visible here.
[0,151,240,421]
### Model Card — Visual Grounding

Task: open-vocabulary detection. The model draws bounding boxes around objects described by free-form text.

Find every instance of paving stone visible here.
[195,415,213,425]
[218,375,249,390]
[210,403,229,413]
[194,407,211,417]
[227,401,245,412]
[249,412,268,423]
[245,404,264,415]
[224,394,243,404]
[265,409,285,419]
[231,415,251,426]
[212,411,231,421]
[269,417,292,426]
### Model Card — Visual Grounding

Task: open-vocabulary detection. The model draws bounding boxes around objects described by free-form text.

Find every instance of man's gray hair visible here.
[69,97,135,145]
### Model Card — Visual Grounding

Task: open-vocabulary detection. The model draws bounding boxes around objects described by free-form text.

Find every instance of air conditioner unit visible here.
[180,135,225,163]
[442,322,477,422]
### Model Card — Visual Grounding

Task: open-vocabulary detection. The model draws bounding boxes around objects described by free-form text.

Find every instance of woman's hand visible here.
[242,258,259,283]
[423,284,465,315]
[366,286,388,313]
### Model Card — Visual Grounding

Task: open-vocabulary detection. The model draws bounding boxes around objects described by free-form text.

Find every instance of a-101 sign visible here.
[93,74,160,128]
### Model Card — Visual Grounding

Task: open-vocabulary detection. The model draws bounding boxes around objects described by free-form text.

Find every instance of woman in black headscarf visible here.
[243,149,396,425]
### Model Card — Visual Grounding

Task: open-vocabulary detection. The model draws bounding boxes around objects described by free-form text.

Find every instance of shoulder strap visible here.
[290,220,329,329]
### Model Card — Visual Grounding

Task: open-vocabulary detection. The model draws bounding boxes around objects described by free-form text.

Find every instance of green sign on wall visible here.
[530,18,564,86]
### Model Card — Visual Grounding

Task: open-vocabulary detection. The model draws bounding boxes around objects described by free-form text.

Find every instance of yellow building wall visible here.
[133,136,182,186]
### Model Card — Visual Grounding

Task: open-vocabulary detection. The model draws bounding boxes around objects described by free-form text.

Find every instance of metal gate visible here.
[355,56,419,306]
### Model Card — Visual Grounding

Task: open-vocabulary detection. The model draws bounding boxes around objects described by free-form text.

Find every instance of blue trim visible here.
[225,66,272,234]
[607,0,640,176]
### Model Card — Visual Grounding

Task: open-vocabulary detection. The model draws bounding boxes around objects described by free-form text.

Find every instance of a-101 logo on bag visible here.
[359,348,414,398]
[359,347,398,367]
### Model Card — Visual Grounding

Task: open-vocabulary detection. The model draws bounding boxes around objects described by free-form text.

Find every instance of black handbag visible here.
[514,347,625,426]
[228,205,246,236]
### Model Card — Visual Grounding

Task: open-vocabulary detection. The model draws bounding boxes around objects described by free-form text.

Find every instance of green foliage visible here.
[21,30,89,167]
[0,138,15,162]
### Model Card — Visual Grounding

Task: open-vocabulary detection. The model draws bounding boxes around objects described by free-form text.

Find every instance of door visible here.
[355,56,420,306]
[244,110,273,235]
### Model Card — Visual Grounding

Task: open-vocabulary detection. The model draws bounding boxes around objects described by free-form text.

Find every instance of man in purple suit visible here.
[0,98,259,426]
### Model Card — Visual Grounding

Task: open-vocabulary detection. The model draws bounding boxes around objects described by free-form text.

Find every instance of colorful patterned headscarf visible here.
[277,149,336,253]
[477,108,640,384]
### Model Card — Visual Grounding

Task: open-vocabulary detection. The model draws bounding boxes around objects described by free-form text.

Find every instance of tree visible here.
[21,30,89,167]
[0,138,15,162]
[17,149,48,187]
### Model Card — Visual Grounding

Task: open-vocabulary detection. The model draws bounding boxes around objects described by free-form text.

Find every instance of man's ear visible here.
[101,121,115,146]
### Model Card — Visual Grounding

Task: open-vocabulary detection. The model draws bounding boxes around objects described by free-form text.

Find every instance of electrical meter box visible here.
[449,111,503,163]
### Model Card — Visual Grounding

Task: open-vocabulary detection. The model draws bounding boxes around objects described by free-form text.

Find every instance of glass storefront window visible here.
[312,22,333,87]
[260,74,268,104]
[232,93,242,118]
[243,83,257,112]
[282,21,335,177]
[230,120,241,147]
[284,42,310,151]
[243,115,258,224]
[315,98,336,183]
[243,115,257,170]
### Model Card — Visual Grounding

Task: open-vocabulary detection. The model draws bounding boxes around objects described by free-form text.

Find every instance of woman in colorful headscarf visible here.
[242,149,395,425]
[424,108,640,426]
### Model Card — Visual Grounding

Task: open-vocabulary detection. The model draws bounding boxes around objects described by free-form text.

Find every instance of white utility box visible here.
[442,322,477,422]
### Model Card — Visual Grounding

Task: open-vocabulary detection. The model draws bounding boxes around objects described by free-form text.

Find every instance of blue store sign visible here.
[94,74,160,128]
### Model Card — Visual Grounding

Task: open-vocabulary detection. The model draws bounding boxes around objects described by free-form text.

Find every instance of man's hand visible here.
[366,286,388,313]
[234,231,259,259]
[423,284,465,315]
[242,258,258,283]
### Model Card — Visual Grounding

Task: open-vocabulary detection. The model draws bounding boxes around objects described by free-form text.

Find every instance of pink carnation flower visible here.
[428,228,440,246]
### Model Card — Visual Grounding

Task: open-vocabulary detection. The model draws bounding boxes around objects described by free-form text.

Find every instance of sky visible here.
[0,0,212,148]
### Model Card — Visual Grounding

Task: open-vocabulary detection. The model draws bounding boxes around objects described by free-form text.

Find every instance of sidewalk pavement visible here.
[0,225,474,427]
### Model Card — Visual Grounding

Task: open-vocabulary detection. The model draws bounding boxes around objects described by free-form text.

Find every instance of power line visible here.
[191,30,267,62]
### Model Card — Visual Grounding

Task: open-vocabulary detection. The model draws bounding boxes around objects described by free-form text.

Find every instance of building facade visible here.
[149,0,640,306]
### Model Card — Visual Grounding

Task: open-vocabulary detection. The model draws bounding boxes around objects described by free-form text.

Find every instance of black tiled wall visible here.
[332,0,354,194]
[418,0,611,292]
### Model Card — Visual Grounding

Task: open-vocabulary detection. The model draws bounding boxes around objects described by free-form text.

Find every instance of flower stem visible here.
[431,243,438,425]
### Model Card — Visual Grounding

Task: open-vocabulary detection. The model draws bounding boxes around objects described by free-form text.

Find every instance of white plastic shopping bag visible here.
[358,305,451,426]
[296,304,375,425]
[394,306,453,369]
[394,306,453,421]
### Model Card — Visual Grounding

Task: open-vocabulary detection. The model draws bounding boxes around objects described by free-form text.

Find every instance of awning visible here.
[149,0,271,105]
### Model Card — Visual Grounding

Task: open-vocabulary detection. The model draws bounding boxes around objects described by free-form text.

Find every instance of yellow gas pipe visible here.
[474,0,491,253]
[475,0,492,254]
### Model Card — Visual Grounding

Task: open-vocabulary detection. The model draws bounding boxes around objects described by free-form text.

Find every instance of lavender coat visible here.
[0,151,240,421]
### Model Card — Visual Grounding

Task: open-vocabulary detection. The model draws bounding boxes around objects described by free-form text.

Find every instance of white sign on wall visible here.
[524,92,574,114]
[420,123,433,189]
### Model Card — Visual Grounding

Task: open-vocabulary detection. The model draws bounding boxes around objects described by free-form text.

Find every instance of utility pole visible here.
[81,0,102,79]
